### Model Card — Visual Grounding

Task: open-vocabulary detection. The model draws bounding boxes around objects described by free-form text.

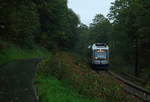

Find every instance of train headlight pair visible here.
[97,49,105,53]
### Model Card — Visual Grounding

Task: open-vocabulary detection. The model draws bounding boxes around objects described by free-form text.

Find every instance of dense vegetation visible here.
[0,46,51,65]
[0,0,80,65]
[0,0,150,101]
[36,76,101,102]
[1,0,150,79]
[76,0,150,80]
[109,0,150,77]
[0,0,79,49]
[36,52,141,102]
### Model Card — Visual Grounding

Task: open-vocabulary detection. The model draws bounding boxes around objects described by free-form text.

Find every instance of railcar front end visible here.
[88,43,109,70]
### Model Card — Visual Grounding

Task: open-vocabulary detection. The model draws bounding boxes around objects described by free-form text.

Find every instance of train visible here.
[88,43,109,69]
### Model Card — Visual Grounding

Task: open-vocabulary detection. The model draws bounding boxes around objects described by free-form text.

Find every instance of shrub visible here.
[36,52,141,102]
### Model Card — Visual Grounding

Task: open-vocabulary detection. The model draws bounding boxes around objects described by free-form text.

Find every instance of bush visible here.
[36,52,141,102]
[35,76,101,102]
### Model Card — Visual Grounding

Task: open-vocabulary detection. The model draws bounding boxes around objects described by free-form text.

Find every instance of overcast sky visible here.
[68,0,115,25]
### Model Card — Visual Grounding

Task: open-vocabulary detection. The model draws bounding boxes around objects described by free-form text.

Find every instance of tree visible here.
[89,14,112,44]
[0,0,80,50]
[0,0,40,48]
[109,0,150,77]
[74,23,89,55]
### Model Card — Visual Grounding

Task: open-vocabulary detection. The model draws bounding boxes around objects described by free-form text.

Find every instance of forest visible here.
[0,0,150,101]
[1,0,150,79]
[0,0,150,78]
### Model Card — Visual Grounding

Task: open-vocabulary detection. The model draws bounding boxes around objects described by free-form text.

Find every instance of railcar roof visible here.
[92,44,109,50]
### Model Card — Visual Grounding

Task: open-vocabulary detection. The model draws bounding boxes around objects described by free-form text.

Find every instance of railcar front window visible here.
[94,50,107,59]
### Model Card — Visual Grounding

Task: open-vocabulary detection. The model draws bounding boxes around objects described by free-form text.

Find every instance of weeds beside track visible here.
[106,71,150,102]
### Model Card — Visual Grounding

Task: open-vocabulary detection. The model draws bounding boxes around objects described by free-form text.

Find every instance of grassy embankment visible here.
[0,45,143,102]
[36,52,142,102]
[0,46,51,65]
[36,76,100,102]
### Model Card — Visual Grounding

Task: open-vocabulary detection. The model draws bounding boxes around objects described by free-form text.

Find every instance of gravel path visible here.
[0,59,41,102]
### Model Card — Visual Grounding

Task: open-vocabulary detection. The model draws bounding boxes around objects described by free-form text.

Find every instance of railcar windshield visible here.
[94,49,107,59]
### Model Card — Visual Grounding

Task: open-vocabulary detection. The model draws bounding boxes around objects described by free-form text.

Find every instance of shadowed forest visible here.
[1,0,150,78]
[0,0,150,102]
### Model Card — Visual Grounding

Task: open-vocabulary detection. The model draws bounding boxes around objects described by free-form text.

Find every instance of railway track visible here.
[122,72,150,85]
[107,71,150,102]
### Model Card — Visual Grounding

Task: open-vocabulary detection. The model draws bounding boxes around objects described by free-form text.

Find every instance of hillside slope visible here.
[36,51,142,102]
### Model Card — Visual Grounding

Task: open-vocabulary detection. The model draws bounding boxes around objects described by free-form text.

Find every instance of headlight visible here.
[97,49,105,53]
[94,57,98,60]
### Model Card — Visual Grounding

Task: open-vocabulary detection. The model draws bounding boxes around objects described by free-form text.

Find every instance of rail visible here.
[107,71,150,101]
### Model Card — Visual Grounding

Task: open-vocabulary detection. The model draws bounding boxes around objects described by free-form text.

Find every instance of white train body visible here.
[88,43,109,68]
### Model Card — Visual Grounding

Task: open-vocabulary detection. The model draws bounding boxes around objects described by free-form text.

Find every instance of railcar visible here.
[88,43,109,69]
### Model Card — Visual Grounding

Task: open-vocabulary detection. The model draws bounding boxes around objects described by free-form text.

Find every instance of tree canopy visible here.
[0,0,80,49]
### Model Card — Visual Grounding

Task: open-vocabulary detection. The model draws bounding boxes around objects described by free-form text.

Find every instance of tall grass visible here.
[0,46,51,65]
[36,76,101,102]
[36,52,141,102]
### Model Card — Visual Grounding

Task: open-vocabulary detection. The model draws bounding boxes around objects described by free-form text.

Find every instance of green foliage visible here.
[0,46,51,65]
[0,1,40,48]
[89,14,112,44]
[36,76,101,102]
[108,0,150,77]
[34,0,80,49]
[36,52,141,102]
[13,2,40,47]
[73,0,150,79]
[37,58,70,80]
[0,0,80,49]
[74,23,89,55]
